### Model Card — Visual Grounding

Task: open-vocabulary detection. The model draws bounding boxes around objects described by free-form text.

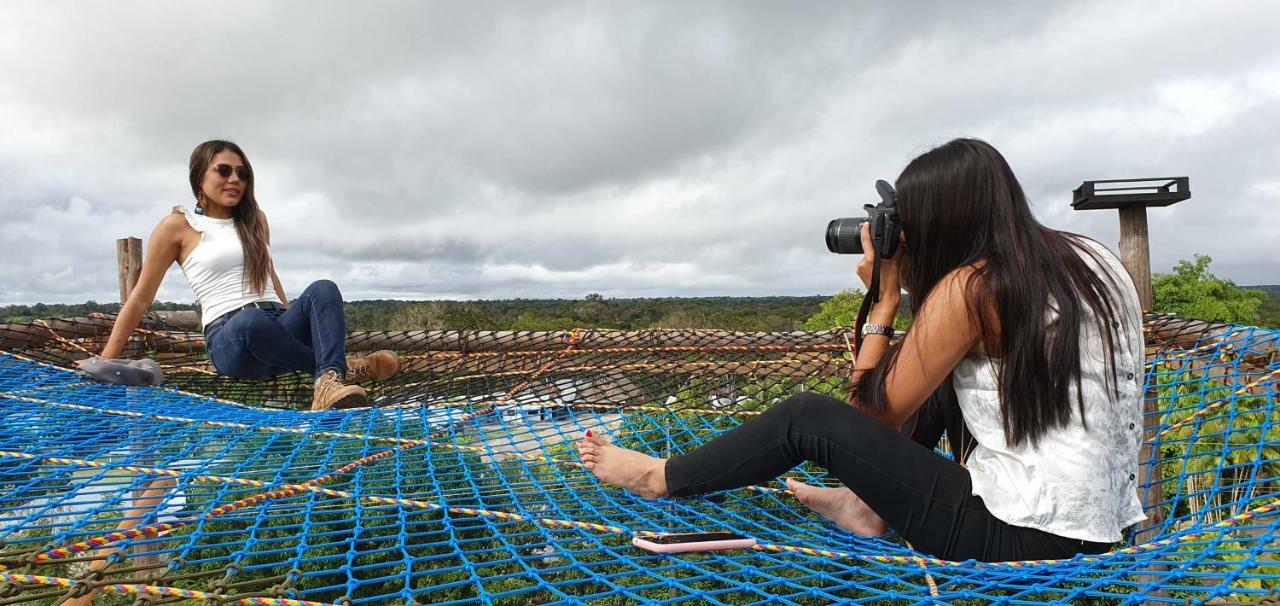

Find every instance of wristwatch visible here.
[860,322,894,339]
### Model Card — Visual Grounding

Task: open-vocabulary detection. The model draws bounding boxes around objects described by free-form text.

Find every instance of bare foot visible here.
[577,431,669,499]
[786,478,888,536]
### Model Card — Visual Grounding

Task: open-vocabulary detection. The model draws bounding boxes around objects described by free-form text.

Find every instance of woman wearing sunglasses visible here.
[89,140,399,411]
[578,138,1145,562]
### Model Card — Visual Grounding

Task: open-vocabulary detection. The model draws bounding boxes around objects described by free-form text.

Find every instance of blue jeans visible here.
[205,280,348,380]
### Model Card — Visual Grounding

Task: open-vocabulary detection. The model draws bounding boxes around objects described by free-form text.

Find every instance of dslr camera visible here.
[825,179,901,259]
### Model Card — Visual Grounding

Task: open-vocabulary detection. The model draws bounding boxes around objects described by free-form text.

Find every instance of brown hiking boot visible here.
[345,350,400,384]
[312,370,368,411]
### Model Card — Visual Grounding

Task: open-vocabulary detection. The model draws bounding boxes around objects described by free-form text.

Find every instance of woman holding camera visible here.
[88,140,400,411]
[580,138,1144,562]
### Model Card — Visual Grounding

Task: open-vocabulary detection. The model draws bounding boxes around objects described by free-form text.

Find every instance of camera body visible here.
[825,180,901,259]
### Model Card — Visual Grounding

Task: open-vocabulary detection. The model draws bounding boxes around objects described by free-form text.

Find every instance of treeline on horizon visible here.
[345,295,833,331]
[0,295,833,332]
[4,283,1278,331]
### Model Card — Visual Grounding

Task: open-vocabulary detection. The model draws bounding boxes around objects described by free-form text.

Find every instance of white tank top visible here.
[175,207,278,328]
[954,238,1146,543]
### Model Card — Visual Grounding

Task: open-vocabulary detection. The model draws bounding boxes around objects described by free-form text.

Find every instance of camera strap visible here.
[853,253,882,354]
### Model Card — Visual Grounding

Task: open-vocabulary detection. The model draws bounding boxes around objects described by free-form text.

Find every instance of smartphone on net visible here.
[631,532,757,554]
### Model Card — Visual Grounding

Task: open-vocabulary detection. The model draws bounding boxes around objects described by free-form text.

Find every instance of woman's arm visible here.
[846,223,983,427]
[271,264,288,305]
[260,211,289,305]
[95,215,185,359]
[863,268,983,427]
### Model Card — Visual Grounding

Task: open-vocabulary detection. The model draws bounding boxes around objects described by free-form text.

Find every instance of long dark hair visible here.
[188,140,271,296]
[855,138,1123,448]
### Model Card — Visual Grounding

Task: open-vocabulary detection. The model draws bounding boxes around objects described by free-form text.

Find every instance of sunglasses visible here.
[211,163,252,180]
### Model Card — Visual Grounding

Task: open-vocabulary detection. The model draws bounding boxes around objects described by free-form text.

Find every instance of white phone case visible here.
[631,535,757,554]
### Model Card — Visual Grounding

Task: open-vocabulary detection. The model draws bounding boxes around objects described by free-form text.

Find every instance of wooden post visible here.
[116,237,142,303]
[1135,387,1165,539]
[1072,178,1189,606]
[1118,206,1153,311]
[1128,207,1162,545]
[116,236,164,570]
[1115,204,1168,602]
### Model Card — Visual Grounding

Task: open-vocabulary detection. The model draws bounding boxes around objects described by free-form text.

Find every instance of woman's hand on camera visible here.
[856,222,904,317]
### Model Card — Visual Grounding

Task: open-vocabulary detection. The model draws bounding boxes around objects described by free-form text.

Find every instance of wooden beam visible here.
[154,310,200,329]
[103,321,856,353]
[339,328,850,353]
[0,316,195,352]
[10,315,1260,362]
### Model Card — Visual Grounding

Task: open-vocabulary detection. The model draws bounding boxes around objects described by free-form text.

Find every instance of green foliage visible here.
[344,296,828,332]
[0,301,199,323]
[802,290,864,330]
[2,295,830,331]
[1249,284,1280,329]
[384,300,449,331]
[1152,255,1264,324]
[803,289,911,332]
[1148,358,1280,595]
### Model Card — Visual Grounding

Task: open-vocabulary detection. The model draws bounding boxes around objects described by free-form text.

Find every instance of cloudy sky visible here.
[1,1,1276,305]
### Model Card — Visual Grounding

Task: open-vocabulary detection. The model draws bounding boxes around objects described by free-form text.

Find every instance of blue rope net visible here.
[0,313,1275,604]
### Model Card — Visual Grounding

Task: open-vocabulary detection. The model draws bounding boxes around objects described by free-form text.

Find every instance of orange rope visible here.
[33,319,93,354]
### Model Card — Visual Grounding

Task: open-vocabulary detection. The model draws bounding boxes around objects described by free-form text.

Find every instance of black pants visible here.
[664,392,1112,562]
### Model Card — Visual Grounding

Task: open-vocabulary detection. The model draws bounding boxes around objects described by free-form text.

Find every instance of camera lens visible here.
[825,218,866,255]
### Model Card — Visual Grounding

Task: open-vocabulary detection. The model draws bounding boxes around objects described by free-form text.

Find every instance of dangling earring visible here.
[194,191,206,215]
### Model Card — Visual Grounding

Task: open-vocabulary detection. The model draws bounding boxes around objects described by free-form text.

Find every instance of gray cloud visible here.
[1,0,1277,305]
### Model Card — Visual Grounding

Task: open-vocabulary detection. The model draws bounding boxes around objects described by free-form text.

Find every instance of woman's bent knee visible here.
[777,392,874,433]
[780,392,856,417]
[303,279,342,301]
[306,279,339,294]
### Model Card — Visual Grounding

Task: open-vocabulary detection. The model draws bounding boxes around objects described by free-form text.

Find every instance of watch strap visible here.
[860,322,894,338]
